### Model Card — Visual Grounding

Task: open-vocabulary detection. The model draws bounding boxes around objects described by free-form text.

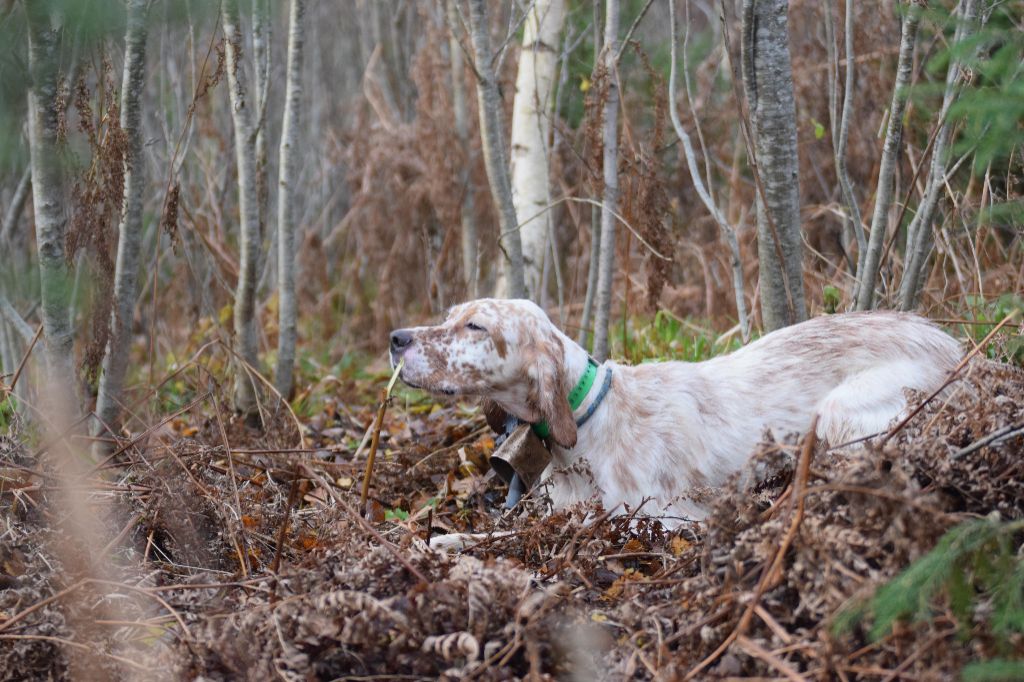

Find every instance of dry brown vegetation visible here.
[1,359,1022,679]
[2,0,1023,679]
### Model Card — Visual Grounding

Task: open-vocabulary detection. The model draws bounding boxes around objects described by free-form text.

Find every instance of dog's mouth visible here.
[421,381,459,396]
[396,372,459,396]
[390,353,462,396]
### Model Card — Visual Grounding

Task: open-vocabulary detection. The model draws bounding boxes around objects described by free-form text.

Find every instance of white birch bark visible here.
[591,0,620,362]
[855,0,923,311]
[446,0,479,298]
[1,167,31,245]
[252,0,270,252]
[741,0,806,331]
[25,0,77,421]
[93,0,150,449]
[669,0,749,340]
[899,0,981,310]
[275,0,306,400]
[509,0,566,301]
[223,0,263,417]
[466,0,525,299]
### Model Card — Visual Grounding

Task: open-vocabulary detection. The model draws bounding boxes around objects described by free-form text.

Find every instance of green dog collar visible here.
[532,357,599,440]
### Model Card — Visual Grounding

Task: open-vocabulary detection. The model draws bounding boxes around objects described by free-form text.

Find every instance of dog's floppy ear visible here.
[528,334,577,449]
[481,398,510,433]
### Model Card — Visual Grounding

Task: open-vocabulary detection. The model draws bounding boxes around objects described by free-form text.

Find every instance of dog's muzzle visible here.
[389,328,414,369]
[389,328,413,353]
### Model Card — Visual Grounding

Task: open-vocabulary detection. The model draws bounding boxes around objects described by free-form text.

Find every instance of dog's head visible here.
[389,298,578,448]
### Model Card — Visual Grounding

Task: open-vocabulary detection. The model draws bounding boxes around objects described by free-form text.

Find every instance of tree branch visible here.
[0,166,31,245]
[0,294,34,344]
[669,0,749,340]
[855,0,923,310]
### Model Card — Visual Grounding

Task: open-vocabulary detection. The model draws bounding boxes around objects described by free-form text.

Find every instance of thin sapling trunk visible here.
[275,0,306,400]
[94,0,151,452]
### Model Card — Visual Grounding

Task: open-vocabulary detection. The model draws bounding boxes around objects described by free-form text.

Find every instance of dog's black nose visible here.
[390,329,413,352]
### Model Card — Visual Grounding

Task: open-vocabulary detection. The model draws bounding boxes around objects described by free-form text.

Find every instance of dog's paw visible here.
[428,531,514,553]
[428,533,478,553]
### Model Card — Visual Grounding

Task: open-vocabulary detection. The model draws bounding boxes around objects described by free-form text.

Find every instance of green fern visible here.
[962,660,1024,682]
[834,518,1024,671]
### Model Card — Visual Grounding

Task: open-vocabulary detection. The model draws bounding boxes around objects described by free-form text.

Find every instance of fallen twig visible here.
[211,389,252,577]
[0,634,154,672]
[736,634,807,682]
[301,463,429,586]
[952,420,1024,459]
[360,358,403,515]
[270,464,305,579]
[1,324,42,400]
[686,418,817,679]
[0,579,89,634]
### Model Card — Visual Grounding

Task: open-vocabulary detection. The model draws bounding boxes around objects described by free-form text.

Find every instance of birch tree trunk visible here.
[591,0,620,362]
[741,0,806,331]
[855,1,922,311]
[223,0,263,418]
[93,0,150,450]
[252,0,270,261]
[446,0,479,298]
[899,0,981,311]
[509,0,566,300]
[25,0,77,420]
[275,0,306,400]
[466,0,525,299]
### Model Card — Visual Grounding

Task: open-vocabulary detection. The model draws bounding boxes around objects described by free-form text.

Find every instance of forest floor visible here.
[1,355,1023,680]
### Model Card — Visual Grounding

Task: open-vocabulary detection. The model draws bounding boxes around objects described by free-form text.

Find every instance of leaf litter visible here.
[1,360,1023,680]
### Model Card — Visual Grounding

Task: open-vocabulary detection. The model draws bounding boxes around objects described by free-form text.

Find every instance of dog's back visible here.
[545,311,962,522]
[701,311,961,446]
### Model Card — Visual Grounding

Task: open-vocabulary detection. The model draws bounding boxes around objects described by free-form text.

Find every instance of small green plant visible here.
[962,659,1024,681]
[384,507,409,522]
[0,396,17,433]
[960,294,1023,364]
[823,285,841,314]
[611,311,746,364]
[834,518,1024,672]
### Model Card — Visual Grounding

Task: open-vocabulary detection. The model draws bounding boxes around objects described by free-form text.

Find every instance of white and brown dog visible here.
[389,299,961,526]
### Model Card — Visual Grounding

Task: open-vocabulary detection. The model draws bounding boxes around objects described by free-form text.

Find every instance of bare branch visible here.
[855,2,923,310]
[0,294,34,344]
[833,0,865,284]
[669,0,748,339]
[614,0,655,62]
[0,166,31,245]
[467,0,526,298]
[900,0,983,310]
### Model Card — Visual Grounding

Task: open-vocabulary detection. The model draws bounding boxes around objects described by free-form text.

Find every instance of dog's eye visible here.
[466,322,486,332]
